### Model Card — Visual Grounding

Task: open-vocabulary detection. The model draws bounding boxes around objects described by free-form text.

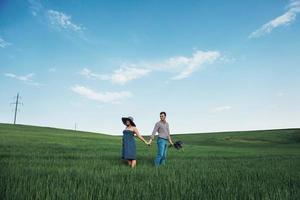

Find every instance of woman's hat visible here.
[122,116,136,127]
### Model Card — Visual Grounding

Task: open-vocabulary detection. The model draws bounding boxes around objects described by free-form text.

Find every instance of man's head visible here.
[160,111,167,121]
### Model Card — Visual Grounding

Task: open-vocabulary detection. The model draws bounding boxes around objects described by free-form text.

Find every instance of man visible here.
[148,112,174,166]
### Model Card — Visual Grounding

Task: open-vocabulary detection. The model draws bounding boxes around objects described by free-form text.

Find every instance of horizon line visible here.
[0,122,299,136]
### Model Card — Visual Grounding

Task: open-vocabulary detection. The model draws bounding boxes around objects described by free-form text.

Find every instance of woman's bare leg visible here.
[131,160,136,168]
[127,160,132,166]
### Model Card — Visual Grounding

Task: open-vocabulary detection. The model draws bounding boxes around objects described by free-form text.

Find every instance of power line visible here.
[11,93,23,124]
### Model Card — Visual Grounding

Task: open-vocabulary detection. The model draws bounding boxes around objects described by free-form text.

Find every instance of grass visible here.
[0,123,300,199]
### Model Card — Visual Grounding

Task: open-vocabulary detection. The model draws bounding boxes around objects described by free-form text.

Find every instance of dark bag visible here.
[169,140,183,150]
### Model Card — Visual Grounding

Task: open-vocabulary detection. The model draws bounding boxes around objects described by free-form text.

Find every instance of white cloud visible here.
[169,51,220,80]
[28,0,42,16]
[28,1,86,39]
[79,50,221,84]
[4,73,41,86]
[249,0,300,38]
[0,37,11,48]
[71,85,132,103]
[212,106,232,113]
[79,66,151,85]
[79,68,110,80]
[277,91,284,97]
[49,67,56,72]
[110,65,151,84]
[47,10,84,32]
[140,50,221,80]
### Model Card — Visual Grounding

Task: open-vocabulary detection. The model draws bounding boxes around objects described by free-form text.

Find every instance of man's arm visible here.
[148,123,159,144]
[167,123,174,145]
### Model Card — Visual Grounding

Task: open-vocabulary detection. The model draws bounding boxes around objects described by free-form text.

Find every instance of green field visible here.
[0,123,300,199]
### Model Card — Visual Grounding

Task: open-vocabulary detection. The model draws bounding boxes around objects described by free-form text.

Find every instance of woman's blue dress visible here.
[121,129,136,160]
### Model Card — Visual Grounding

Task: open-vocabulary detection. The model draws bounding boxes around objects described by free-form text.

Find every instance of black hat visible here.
[122,116,136,127]
[169,141,183,150]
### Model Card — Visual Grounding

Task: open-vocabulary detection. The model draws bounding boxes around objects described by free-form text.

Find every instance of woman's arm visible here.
[133,127,148,144]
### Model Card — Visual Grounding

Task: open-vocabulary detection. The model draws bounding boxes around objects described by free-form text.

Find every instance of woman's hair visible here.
[160,111,167,116]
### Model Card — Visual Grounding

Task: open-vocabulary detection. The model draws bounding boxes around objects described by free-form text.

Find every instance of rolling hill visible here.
[0,123,299,199]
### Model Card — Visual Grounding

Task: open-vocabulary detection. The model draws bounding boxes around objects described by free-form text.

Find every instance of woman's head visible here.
[122,116,136,127]
[125,119,131,126]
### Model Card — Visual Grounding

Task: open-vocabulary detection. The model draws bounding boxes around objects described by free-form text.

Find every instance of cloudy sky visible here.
[0,0,299,135]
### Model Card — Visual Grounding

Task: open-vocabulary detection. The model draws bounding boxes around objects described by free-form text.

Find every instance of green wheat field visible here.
[0,123,299,199]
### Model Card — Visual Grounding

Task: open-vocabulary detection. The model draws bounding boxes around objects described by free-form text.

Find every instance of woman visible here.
[121,116,148,168]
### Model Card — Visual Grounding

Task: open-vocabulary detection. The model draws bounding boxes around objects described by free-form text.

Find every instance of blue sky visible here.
[0,0,299,135]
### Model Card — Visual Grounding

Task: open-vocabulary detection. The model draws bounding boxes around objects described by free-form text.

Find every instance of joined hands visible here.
[144,140,152,146]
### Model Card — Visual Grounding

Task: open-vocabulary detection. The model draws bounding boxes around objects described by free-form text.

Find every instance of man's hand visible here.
[169,140,174,146]
[147,139,152,146]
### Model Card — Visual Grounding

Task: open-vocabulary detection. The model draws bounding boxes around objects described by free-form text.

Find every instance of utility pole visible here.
[11,93,23,124]
[74,123,77,137]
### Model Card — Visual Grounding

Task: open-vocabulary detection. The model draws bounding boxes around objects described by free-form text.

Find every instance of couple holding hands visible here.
[121,111,174,168]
